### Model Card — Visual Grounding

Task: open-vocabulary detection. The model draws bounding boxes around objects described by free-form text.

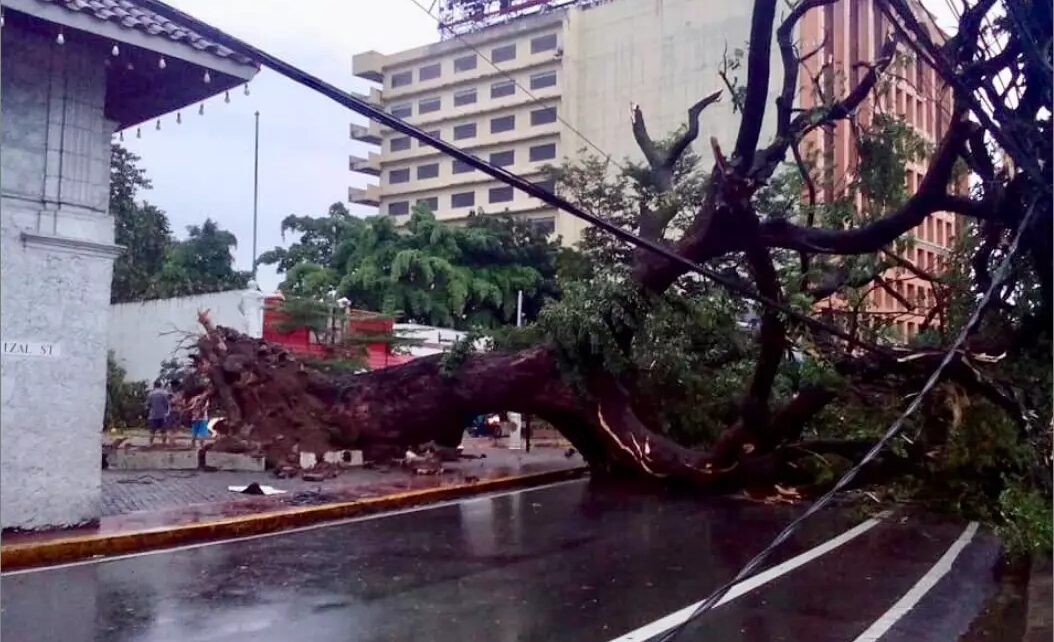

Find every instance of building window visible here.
[454,54,477,72]
[419,130,441,147]
[491,80,515,99]
[490,115,516,133]
[490,150,515,167]
[391,70,412,88]
[419,96,441,114]
[531,33,558,54]
[388,168,410,184]
[419,62,441,81]
[388,201,410,216]
[453,122,477,140]
[390,136,412,152]
[390,103,412,119]
[416,197,439,213]
[531,107,557,125]
[530,217,556,235]
[452,158,474,174]
[454,88,477,106]
[451,191,476,208]
[489,186,514,203]
[491,43,516,63]
[529,143,556,162]
[530,71,557,90]
[417,162,440,180]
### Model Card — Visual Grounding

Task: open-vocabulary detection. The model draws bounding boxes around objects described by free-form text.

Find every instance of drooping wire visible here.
[655,194,1043,642]
[126,0,898,358]
[403,0,614,162]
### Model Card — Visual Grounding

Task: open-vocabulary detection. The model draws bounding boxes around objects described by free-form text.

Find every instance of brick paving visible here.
[101,447,583,517]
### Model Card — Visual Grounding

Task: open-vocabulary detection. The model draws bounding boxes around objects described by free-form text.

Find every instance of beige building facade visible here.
[350,0,959,342]
[350,0,783,244]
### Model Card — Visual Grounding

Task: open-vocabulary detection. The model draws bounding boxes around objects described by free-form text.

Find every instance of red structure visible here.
[261,296,415,371]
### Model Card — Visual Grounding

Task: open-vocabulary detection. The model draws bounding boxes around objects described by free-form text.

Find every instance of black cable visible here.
[128,3,1045,638]
[128,0,893,358]
[655,195,1042,642]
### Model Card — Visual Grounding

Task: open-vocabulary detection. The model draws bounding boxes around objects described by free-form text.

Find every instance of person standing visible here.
[145,380,171,447]
[190,399,210,450]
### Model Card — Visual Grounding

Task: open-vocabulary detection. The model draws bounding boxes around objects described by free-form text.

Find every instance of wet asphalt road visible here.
[1,479,999,642]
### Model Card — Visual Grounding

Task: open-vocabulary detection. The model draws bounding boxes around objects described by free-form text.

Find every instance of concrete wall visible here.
[1,24,120,530]
[108,289,268,383]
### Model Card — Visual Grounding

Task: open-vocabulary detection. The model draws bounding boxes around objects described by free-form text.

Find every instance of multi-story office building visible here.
[350,0,960,341]
[797,0,963,340]
[350,0,783,243]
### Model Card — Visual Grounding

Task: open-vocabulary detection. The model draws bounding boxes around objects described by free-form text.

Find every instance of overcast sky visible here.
[123,0,957,293]
[123,0,438,291]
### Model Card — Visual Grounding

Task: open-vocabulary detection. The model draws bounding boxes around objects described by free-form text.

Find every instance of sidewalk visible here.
[2,446,587,570]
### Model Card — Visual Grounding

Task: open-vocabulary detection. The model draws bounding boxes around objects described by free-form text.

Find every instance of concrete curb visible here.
[1,466,589,571]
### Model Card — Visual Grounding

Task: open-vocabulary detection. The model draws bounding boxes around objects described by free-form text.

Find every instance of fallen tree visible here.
[187,0,1050,523]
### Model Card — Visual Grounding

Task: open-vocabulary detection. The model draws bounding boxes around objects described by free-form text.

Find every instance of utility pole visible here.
[252,110,260,280]
[509,289,525,451]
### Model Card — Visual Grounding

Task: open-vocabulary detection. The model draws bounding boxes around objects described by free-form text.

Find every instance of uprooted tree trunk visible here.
[191,0,1047,495]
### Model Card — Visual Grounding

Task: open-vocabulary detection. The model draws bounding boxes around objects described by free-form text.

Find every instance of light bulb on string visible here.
[111,44,120,56]
[176,112,182,124]
[155,119,161,131]
[56,31,65,45]
[159,57,167,70]
[198,103,205,116]
[224,91,230,104]
[118,131,124,142]
[136,127,141,139]
[203,71,211,84]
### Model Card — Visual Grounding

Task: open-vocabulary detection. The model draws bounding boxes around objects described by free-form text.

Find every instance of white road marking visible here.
[608,513,891,642]
[851,521,979,642]
[0,478,586,577]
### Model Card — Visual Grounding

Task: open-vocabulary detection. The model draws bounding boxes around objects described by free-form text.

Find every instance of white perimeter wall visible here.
[108,289,267,383]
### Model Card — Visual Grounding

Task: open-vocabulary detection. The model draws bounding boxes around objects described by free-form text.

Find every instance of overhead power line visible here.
[128,0,891,356]
[656,195,1043,641]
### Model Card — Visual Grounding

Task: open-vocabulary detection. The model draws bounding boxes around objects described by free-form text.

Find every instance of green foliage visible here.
[994,483,1053,558]
[104,351,147,431]
[110,145,251,303]
[544,132,709,277]
[439,330,483,378]
[259,203,563,330]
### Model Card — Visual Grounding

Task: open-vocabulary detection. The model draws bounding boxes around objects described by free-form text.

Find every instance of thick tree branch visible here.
[732,0,779,173]
[757,117,973,255]
[753,36,900,182]
[630,91,721,240]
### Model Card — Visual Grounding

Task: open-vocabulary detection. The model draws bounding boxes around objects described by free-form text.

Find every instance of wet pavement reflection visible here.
[0,480,996,642]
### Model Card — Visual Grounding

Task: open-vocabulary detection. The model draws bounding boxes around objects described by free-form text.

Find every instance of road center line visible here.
[0,477,585,577]
[608,512,891,642]
[850,521,979,642]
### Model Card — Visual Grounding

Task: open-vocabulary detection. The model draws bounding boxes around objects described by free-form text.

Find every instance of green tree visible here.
[110,146,173,303]
[154,219,251,298]
[259,203,563,329]
[195,0,1051,554]
[109,145,251,302]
